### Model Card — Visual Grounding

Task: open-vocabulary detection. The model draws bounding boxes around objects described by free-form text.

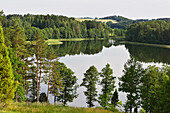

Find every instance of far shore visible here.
[120,41,170,49]
[27,38,107,45]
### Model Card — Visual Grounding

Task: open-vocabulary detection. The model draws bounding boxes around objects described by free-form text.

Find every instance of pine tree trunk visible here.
[38,61,42,103]
[130,106,132,113]
[54,95,56,105]
[89,86,92,107]
[47,63,52,103]
[130,92,132,113]
[36,55,39,103]
[63,87,66,106]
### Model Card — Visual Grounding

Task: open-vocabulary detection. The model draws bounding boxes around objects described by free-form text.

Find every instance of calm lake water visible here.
[40,40,170,107]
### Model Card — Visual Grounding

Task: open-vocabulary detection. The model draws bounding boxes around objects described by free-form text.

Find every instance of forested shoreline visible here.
[1,14,111,41]
[125,21,170,44]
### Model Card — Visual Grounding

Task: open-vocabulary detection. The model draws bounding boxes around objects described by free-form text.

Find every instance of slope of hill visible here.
[100,15,170,29]
[100,15,132,22]
[75,18,118,23]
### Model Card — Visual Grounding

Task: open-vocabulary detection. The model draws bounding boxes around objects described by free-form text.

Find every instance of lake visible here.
[41,39,169,107]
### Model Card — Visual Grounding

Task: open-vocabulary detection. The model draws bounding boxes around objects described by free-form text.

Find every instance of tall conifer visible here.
[81,65,99,107]
[98,64,115,107]
[34,30,47,102]
[0,25,17,103]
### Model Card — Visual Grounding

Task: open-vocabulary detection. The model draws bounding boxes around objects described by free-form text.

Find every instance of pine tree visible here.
[119,58,144,113]
[50,61,63,104]
[81,65,99,107]
[0,25,17,103]
[53,27,60,39]
[0,10,4,23]
[34,30,48,102]
[46,46,57,103]
[4,20,28,101]
[98,64,116,107]
[28,65,37,102]
[111,89,119,107]
[22,43,35,96]
[39,92,47,103]
[56,63,78,105]
[140,65,169,113]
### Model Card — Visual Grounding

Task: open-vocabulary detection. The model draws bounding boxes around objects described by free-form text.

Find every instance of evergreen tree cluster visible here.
[126,21,170,44]
[1,14,111,41]
[81,64,120,111]
[119,58,170,113]
[0,18,79,104]
[0,24,17,103]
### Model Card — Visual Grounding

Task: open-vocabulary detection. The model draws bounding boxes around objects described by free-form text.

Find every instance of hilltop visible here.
[75,18,118,23]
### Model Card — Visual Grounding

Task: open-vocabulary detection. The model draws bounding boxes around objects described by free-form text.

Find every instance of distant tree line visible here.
[100,15,132,22]
[102,16,148,29]
[126,20,170,44]
[103,15,170,30]
[1,14,111,41]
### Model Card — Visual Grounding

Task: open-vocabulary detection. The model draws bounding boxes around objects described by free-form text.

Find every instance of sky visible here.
[1,0,170,19]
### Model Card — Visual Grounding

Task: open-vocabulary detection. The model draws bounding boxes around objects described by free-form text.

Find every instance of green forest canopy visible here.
[1,14,111,41]
[125,20,170,44]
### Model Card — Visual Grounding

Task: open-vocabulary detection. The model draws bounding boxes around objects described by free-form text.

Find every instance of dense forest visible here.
[102,15,170,30]
[125,21,170,44]
[119,58,170,113]
[1,14,111,41]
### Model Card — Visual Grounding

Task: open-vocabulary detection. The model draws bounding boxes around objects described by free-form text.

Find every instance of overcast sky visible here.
[1,0,170,19]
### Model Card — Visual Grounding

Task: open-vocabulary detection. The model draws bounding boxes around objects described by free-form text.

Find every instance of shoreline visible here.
[27,38,107,45]
[119,41,170,49]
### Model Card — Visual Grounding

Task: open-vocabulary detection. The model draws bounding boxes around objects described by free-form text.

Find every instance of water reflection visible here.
[50,39,112,57]
[125,44,170,64]
[45,40,170,107]
[58,44,130,107]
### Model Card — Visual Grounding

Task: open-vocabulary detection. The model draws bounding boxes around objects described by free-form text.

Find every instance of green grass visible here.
[121,41,170,49]
[0,102,116,113]
[75,18,118,23]
[46,39,63,45]
[27,38,107,45]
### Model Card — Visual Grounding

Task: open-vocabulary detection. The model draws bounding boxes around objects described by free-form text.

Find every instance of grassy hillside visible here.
[76,18,118,23]
[0,102,117,113]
